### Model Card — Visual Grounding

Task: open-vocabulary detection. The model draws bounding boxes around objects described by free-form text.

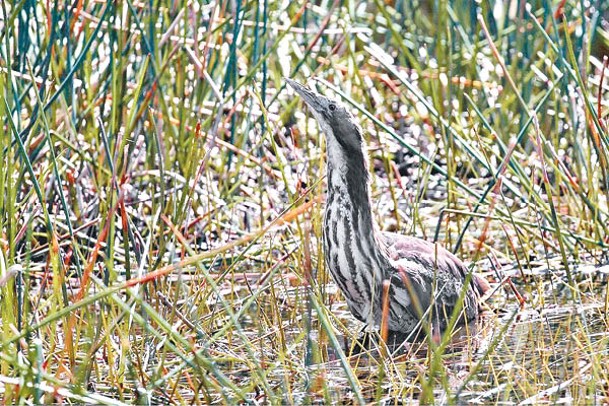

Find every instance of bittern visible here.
[286,78,489,340]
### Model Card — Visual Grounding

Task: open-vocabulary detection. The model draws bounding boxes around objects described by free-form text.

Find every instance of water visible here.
[284,258,609,404]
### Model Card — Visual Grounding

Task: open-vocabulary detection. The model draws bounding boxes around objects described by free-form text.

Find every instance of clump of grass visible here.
[1,0,608,403]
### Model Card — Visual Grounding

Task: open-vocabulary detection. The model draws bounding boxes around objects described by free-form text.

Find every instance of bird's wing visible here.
[382,232,488,294]
[381,232,483,326]
[382,232,467,278]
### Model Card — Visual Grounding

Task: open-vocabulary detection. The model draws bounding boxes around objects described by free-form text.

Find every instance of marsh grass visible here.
[1,0,609,403]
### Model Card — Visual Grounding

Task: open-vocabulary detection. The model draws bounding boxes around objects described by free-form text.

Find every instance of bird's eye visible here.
[329,104,336,112]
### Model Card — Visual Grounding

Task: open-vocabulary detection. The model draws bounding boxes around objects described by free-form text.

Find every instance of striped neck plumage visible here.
[323,134,392,281]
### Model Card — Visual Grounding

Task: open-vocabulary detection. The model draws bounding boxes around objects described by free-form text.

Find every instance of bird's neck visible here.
[323,145,391,278]
[326,150,373,229]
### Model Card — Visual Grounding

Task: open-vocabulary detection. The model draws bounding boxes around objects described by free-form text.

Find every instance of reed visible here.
[0,0,607,403]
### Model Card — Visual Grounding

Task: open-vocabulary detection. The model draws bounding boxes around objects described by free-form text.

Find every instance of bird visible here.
[285,77,489,341]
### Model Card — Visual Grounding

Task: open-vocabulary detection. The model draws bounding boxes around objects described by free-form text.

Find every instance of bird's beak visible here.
[284,77,324,114]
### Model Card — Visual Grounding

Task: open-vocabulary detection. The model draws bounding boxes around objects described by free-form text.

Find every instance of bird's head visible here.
[285,78,364,157]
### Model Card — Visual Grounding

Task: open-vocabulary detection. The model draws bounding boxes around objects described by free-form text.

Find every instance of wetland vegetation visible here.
[1,0,609,403]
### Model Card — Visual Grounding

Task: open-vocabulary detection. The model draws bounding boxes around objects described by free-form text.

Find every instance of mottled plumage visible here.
[286,78,488,339]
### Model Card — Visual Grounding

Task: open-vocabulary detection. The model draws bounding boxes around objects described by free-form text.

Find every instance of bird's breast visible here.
[323,190,383,325]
